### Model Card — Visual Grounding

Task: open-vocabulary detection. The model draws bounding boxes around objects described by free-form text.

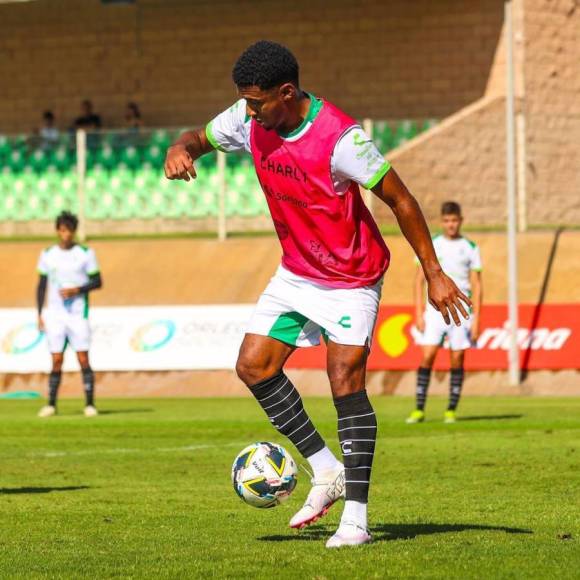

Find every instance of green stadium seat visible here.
[372,121,394,152]
[29,148,51,173]
[149,129,171,150]
[393,120,418,147]
[142,144,165,168]
[94,144,117,170]
[11,134,28,151]
[422,119,438,132]
[52,146,74,172]
[118,145,141,170]
[0,135,11,161]
[8,149,26,173]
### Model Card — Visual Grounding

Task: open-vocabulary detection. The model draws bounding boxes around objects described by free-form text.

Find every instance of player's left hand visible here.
[426,271,471,326]
[59,287,79,299]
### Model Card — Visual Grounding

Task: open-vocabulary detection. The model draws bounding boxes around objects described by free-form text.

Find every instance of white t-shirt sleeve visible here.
[331,126,391,194]
[206,100,251,153]
[37,250,49,275]
[85,248,100,275]
[470,244,482,271]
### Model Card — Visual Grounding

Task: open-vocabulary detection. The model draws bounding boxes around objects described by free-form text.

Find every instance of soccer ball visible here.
[231,442,298,508]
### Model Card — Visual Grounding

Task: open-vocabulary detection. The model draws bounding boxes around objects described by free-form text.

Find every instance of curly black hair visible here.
[232,40,299,90]
[55,210,78,231]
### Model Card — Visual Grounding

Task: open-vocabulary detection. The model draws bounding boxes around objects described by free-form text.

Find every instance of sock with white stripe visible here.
[448,368,465,411]
[249,372,326,459]
[416,366,432,411]
[334,389,377,505]
[48,371,61,407]
[82,367,95,407]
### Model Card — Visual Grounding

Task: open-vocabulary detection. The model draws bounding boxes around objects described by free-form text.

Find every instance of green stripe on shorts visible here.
[268,312,310,346]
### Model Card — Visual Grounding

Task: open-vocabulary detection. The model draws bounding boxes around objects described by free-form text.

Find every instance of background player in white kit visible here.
[407,201,483,424]
[36,211,103,418]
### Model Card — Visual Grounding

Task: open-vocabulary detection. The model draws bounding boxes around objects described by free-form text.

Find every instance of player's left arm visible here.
[59,273,102,299]
[469,242,483,341]
[371,169,471,325]
[469,270,483,341]
[59,249,103,298]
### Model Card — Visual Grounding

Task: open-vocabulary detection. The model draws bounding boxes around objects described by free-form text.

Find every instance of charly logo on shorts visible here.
[130,320,176,352]
[2,323,44,354]
[338,316,352,329]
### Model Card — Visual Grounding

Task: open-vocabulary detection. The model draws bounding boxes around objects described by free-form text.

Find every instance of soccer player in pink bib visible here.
[165,41,470,548]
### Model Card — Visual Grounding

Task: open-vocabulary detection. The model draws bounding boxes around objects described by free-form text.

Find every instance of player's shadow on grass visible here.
[258,522,532,543]
[0,485,90,495]
[370,522,533,542]
[95,408,154,415]
[458,414,523,422]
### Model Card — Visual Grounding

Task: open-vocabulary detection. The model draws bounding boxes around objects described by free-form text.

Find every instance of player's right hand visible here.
[164,144,197,181]
[38,315,45,333]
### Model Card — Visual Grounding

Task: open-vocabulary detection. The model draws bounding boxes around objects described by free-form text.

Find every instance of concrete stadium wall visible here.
[0,0,503,132]
[376,0,580,227]
[523,0,580,225]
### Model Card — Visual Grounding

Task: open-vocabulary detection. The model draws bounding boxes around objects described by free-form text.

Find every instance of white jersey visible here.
[206,95,390,193]
[37,244,100,317]
[418,234,482,296]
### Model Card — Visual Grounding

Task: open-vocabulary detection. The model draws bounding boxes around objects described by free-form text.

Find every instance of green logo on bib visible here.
[338,316,352,329]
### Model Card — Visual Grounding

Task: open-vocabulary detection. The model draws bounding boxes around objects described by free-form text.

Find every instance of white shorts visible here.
[247,265,383,347]
[416,303,472,351]
[44,310,91,353]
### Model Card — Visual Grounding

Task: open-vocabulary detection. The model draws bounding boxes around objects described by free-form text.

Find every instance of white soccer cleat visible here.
[84,405,98,417]
[38,405,56,418]
[289,465,345,529]
[326,521,372,548]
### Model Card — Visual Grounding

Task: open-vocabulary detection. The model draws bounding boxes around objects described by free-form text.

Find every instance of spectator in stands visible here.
[124,101,143,131]
[39,110,60,146]
[74,100,102,130]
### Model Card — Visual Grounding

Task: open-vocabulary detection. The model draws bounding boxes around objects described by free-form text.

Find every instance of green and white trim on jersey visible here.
[205,94,391,195]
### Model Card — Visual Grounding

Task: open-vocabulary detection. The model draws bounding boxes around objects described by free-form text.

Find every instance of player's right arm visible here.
[36,250,48,332]
[414,265,426,333]
[36,275,47,332]
[164,100,250,182]
[164,128,214,181]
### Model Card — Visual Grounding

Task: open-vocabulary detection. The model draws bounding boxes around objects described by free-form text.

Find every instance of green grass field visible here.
[1,397,578,579]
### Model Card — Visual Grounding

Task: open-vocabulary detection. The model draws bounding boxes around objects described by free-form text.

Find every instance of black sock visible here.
[82,367,95,407]
[334,390,377,504]
[48,371,61,407]
[448,368,464,411]
[249,372,325,458]
[416,367,432,411]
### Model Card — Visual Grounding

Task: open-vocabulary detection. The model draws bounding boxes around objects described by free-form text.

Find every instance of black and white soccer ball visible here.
[231,442,298,508]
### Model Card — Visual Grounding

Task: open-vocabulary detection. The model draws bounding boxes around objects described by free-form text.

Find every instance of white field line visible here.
[8,442,245,459]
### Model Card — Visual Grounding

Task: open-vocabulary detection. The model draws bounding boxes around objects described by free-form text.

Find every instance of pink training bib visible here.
[250,100,390,288]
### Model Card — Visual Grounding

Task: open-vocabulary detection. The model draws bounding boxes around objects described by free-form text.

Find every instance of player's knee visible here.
[420,353,436,368]
[327,361,363,397]
[235,356,278,387]
[52,356,64,372]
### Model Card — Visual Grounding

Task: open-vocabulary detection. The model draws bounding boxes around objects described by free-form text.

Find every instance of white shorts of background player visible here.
[415,303,473,351]
[44,310,91,353]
